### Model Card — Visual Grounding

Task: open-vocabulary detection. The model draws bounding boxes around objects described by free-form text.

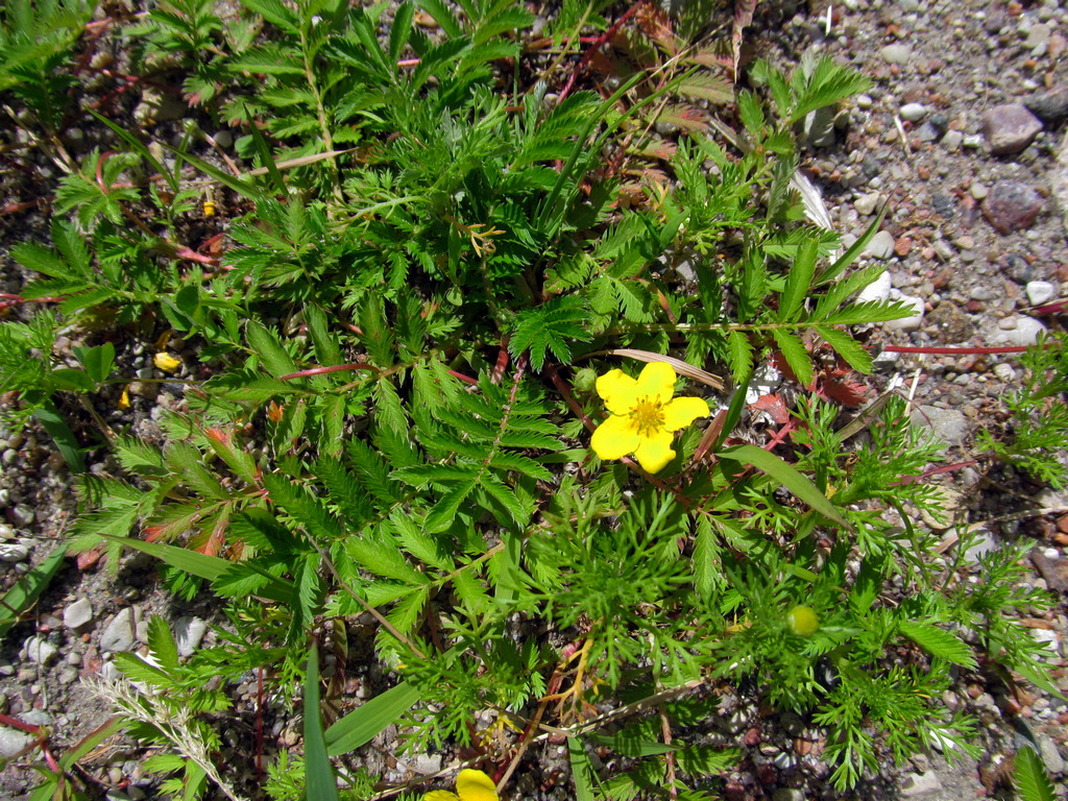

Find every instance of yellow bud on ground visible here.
[154,352,181,373]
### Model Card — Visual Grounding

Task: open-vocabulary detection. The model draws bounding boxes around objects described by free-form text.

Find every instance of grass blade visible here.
[0,543,67,640]
[324,681,420,756]
[304,642,340,801]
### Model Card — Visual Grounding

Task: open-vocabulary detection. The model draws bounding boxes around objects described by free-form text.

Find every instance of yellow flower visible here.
[154,352,181,373]
[590,361,710,474]
[424,769,498,801]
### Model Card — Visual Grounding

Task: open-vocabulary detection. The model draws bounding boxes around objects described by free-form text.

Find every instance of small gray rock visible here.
[1037,735,1065,773]
[982,103,1044,155]
[772,790,805,801]
[25,635,59,666]
[9,504,34,527]
[856,270,892,304]
[941,130,963,150]
[0,542,29,562]
[854,192,882,215]
[900,102,929,122]
[1025,87,1068,125]
[411,753,443,774]
[212,130,233,149]
[982,181,1044,234]
[1026,280,1057,306]
[992,315,1048,347]
[0,727,34,758]
[911,406,969,447]
[100,607,137,653]
[864,230,897,260]
[901,771,943,797]
[885,294,925,331]
[993,362,1016,382]
[880,43,913,65]
[174,616,208,657]
[0,523,14,540]
[64,598,94,630]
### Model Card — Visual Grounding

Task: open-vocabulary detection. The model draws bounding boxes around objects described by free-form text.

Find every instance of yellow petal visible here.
[633,429,676,474]
[154,352,181,373]
[635,361,677,404]
[595,369,639,415]
[424,792,460,801]
[662,396,710,431]
[117,386,131,410]
[590,414,640,461]
[455,769,499,801]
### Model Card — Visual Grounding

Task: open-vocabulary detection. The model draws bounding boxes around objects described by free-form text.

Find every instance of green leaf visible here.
[87,109,178,192]
[324,681,421,756]
[425,479,477,532]
[389,1,414,64]
[243,103,286,195]
[813,325,873,373]
[726,330,754,384]
[247,321,298,378]
[770,328,814,387]
[146,615,180,670]
[779,237,818,322]
[73,342,116,384]
[897,620,977,669]
[692,515,720,599]
[590,729,677,757]
[0,543,66,641]
[34,400,85,472]
[568,737,596,801]
[304,643,340,801]
[1014,744,1057,801]
[715,444,851,528]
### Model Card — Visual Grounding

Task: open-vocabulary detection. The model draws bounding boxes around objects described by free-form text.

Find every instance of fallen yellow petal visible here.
[117,386,131,410]
[154,352,181,373]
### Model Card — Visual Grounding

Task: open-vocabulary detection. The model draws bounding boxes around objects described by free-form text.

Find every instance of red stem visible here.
[557,0,647,103]
[279,363,376,381]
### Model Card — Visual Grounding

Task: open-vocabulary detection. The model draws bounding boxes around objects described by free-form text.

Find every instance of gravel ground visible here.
[3,0,1068,799]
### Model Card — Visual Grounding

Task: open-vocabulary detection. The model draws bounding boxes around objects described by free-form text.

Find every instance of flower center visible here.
[629,395,664,436]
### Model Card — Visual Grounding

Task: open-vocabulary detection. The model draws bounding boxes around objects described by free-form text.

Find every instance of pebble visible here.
[100,607,137,653]
[900,102,929,122]
[864,230,897,260]
[772,790,805,801]
[9,503,34,526]
[941,129,963,150]
[981,103,1044,155]
[174,616,208,657]
[212,130,233,149]
[901,771,943,796]
[885,294,925,331]
[910,406,969,447]
[0,727,34,758]
[993,362,1016,382]
[1032,629,1060,655]
[880,43,914,64]
[64,598,94,630]
[411,753,442,774]
[854,192,882,215]
[1025,87,1068,125]
[969,182,988,200]
[857,270,892,303]
[991,315,1048,346]
[1026,280,1057,306]
[24,635,59,666]
[0,523,11,540]
[0,542,29,562]
[982,181,1044,233]
[1038,734,1065,773]
[964,530,999,564]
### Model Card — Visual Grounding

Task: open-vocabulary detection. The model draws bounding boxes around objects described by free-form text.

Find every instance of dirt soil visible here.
[3,0,1068,799]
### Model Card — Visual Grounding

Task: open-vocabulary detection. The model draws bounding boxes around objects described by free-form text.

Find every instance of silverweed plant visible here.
[0,1,1061,799]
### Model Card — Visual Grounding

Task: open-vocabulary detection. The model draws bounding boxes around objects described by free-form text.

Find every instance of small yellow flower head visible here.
[154,352,181,373]
[424,769,498,801]
[787,605,819,637]
[590,361,710,474]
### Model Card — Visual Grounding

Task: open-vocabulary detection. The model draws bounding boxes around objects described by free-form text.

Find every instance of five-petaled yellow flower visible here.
[591,361,710,474]
[424,769,498,801]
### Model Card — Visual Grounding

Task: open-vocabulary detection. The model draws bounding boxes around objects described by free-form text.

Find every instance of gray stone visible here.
[132,88,187,126]
[25,635,58,666]
[982,181,1044,234]
[0,542,29,562]
[911,406,969,447]
[1038,734,1065,773]
[864,230,897,260]
[1053,130,1068,238]
[880,43,913,65]
[0,727,34,758]
[174,616,208,657]
[991,315,1048,347]
[901,771,943,797]
[803,105,836,148]
[941,130,963,150]
[212,130,233,149]
[982,103,1044,155]
[994,362,1016,382]
[885,294,925,331]
[856,270,892,304]
[100,607,136,653]
[1026,280,1057,306]
[900,102,929,122]
[9,504,34,526]
[772,789,805,801]
[19,710,51,727]
[1025,87,1068,125]
[0,523,13,540]
[854,192,882,215]
[63,598,94,630]
[411,753,443,774]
